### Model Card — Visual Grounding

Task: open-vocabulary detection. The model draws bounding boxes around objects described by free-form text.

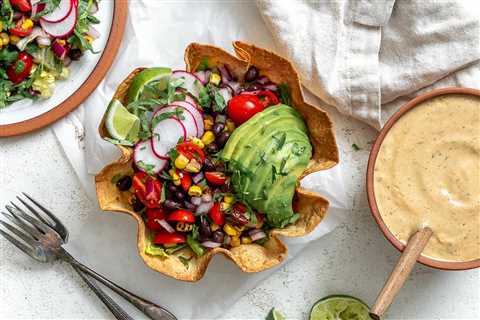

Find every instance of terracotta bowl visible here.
[367,87,480,271]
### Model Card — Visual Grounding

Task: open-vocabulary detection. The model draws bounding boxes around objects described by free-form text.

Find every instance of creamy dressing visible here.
[374,94,480,262]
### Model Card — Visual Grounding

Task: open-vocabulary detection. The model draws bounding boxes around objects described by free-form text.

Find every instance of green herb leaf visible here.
[352,143,361,151]
[178,256,192,269]
[103,137,135,146]
[278,83,292,106]
[136,161,156,176]
[14,61,25,74]
[211,86,226,112]
[196,57,209,71]
[151,108,184,129]
[0,48,18,64]
[111,174,123,184]
[160,182,167,203]
[197,83,211,109]
[272,132,287,150]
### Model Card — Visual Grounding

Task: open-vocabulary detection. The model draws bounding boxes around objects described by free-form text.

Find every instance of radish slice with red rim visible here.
[41,0,73,23]
[155,105,198,138]
[134,139,167,174]
[151,117,186,159]
[174,89,201,111]
[169,101,204,137]
[39,4,77,38]
[171,71,204,100]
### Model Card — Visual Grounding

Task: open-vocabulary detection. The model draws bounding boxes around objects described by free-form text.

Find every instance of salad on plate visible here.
[95,42,339,281]
[0,0,100,108]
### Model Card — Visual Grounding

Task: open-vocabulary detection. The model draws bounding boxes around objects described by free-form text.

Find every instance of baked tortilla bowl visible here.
[95,41,339,281]
[366,87,480,271]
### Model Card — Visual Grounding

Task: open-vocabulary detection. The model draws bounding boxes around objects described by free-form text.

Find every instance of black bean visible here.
[69,49,83,61]
[164,200,182,210]
[204,157,216,171]
[168,183,178,192]
[212,230,225,243]
[213,122,225,135]
[184,200,196,210]
[116,176,132,191]
[245,66,259,82]
[132,198,145,212]
[199,217,211,238]
[216,131,230,147]
[220,183,232,193]
[175,191,186,201]
[205,143,219,154]
[215,161,226,173]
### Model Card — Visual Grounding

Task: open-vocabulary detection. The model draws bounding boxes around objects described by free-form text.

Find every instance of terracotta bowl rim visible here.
[366,87,480,271]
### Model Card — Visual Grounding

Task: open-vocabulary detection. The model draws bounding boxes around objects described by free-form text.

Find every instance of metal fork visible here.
[0,193,176,320]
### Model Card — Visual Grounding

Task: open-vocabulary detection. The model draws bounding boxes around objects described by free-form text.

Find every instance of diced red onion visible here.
[192,172,204,184]
[256,76,270,85]
[218,65,232,83]
[201,241,222,248]
[191,196,202,206]
[36,36,51,47]
[250,230,266,241]
[227,81,241,95]
[87,26,100,39]
[248,229,262,236]
[51,41,67,60]
[158,219,175,233]
[215,114,226,124]
[63,56,72,67]
[195,201,213,215]
[261,84,278,91]
[201,193,212,203]
[194,71,207,84]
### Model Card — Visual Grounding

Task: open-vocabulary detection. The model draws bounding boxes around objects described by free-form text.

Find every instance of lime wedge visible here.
[105,99,140,141]
[126,67,171,103]
[310,295,372,320]
[266,308,286,320]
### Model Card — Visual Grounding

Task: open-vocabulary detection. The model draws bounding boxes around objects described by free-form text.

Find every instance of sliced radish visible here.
[174,89,202,111]
[151,117,186,159]
[171,71,204,100]
[155,105,198,138]
[134,140,167,174]
[169,101,204,137]
[40,4,77,38]
[31,1,45,17]
[41,0,73,23]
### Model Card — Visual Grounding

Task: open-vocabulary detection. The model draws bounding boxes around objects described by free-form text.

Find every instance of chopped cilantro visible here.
[273,132,287,150]
[178,255,192,269]
[211,86,226,112]
[103,137,135,146]
[197,57,209,71]
[110,174,123,184]
[278,83,292,106]
[352,143,361,151]
[136,161,156,176]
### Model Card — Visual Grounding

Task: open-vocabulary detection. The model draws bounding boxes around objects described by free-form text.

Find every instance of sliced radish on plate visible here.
[151,117,186,159]
[134,139,167,174]
[41,0,73,23]
[171,71,204,100]
[40,4,77,38]
[169,101,204,137]
[174,89,201,111]
[155,105,198,138]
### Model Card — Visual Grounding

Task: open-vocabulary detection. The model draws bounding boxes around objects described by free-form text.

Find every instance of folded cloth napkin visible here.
[52,1,350,318]
[256,0,480,129]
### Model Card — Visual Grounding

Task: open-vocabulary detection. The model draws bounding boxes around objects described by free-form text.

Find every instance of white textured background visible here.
[1,98,479,319]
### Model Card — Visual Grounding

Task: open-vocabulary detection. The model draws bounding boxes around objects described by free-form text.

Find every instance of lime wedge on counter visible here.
[266,308,286,320]
[126,67,171,103]
[105,99,140,141]
[309,295,372,320]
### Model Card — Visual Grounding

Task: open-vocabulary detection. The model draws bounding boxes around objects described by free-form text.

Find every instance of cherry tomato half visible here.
[153,231,186,245]
[205,172,227,186]
[168,210,195,223]
[132,172,162,209]
[227,94,264,126]
[209,202,225,226]
[9,17,34,37]
[180,173,192,191]
[7,52,33,84]
[146,208,166,231]
[177,142,205,163]
[11,0,31,12]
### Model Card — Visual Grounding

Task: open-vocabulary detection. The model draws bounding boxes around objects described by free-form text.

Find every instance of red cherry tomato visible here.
[177,142,205,163]
[9,17,34,37]
[132,172,147,193]
[252,90,279,107]
[168,210,195,223]
[153,231,186,245]
[146,208,166,231]
[209,202,225,226]
[180,173,192,191]
[132,172,161,208]
[227,94,264,126]
[11,0,31,12]
[6,52,33,84]
[205,172,227,186]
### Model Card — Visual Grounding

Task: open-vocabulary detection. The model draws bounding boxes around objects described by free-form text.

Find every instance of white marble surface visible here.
[1,98,479,319]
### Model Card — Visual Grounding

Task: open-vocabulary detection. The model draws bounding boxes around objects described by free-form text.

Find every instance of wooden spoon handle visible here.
[370,227,433,319]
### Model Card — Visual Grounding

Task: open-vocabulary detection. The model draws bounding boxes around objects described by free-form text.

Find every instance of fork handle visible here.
[59,249,176,320]
[72,265,134,320]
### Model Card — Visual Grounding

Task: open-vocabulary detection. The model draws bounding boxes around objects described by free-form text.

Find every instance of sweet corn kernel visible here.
[230,236,241,247]
[9,35,20,45]
[176,222,193,232]
[174,154,189,170]
[203,116,214,130]
[21,19,34,30]
[223,224,238,236]
[220,202,231,211]
[56,39,66,46]
[185,158,201,173]
[226,119,236,132]
[210,223,219,232]
[209,73,221,85]
[223,195,235,204]
[169,169,181,186]
[190,137,204,149]
[241,236,252,244]
[0,33,9,46]
[84,35,94,44]
[0,21,3,33]
[234,225,245,233]
[188,185,202,197]
[201,131,215,145]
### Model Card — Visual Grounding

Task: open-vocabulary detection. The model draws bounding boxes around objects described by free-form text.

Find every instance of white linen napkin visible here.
[52,1,350,318]
[256,0,480,129]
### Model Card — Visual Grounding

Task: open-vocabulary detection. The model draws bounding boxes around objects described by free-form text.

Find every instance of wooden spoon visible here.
[369,227,433,319]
